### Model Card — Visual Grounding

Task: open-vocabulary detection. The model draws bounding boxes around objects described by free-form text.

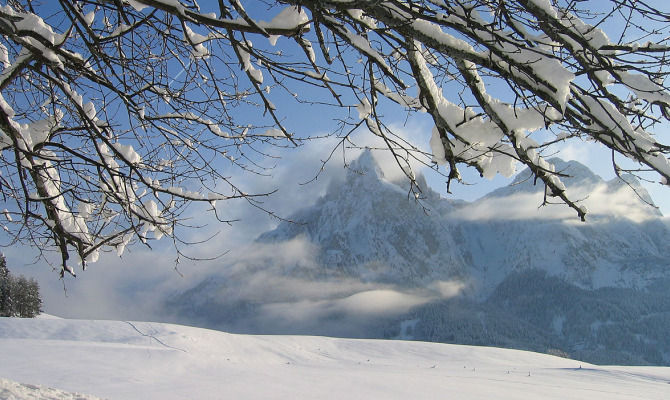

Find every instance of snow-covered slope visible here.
[0,378,103,400]
[1,317,669,400]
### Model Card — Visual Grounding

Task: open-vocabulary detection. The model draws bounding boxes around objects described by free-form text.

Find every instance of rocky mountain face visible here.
[258,151,669,293]
[167,151,670,365]
[257,150,468,285]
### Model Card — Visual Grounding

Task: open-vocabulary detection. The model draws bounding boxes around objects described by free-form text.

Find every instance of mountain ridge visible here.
[167,151,670,365]
[258,150,669,291]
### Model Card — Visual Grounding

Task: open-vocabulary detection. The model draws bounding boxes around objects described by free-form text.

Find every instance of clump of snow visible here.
[429,127,447,166]
[347,9,377,30]
[339,28,394,78]
[0,43,10,69]
[261,6,309,30]
[236,42,263,84]
[109,23,131,38]
[83,102,96,120]
[83,11,95,26]
[115,232,134,257]
[619,71,670,106]
[126,0,148,12]
[111,142,142,165]
[264,128,287,138]
[183,25,210,58]
[356,98,372,119]
[373,80,423,110]
[528,0,558,18]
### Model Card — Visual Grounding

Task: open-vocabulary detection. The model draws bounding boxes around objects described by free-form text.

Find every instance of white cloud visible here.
[331,289,429,316]
[450,182,660,223]
[149,235,468,336]
[428,280,466,298]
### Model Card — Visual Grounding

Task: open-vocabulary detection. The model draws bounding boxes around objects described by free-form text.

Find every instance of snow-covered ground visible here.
[0,316,668,399]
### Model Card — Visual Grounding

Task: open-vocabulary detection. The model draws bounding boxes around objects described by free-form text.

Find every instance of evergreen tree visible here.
[0,256,42,318]
[11,276,28,318]
[23,278,43,318]
[0,255,11,317]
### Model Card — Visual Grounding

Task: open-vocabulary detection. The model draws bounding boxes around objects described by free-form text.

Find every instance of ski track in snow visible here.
[1,317,669,399]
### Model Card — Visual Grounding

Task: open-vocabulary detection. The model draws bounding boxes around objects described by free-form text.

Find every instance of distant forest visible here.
[0,255,42,318]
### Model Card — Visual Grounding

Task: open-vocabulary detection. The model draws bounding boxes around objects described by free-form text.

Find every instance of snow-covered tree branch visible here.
[1,0,669,276]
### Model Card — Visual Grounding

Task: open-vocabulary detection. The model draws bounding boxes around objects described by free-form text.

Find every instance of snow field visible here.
[1,317,669,399]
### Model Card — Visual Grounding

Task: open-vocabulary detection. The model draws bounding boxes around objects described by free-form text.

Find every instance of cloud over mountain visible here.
[166,151,670,365]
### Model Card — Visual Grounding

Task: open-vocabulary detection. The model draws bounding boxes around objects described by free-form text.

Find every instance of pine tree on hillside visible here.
[0,255,12,317]
[22,278,42,318]
[0,256,42,318]
[11,275,28,318]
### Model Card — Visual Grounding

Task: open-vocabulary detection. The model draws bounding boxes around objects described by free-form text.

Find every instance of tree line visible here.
[0,255,42,318]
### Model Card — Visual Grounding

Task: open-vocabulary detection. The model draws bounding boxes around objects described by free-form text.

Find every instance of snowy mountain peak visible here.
[257,151,669,288]
[607,173,659,213]
[504,158,602,193]
[347,149,385,181]
[344,150,439,201]
[547,158,601,183]
[488,158,660,217]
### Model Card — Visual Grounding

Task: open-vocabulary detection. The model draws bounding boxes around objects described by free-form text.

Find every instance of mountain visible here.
[167,151,670,365]
[3,317,669,400]
[457,159,669,294]
[257,149,468,284]
[258,150,670,293]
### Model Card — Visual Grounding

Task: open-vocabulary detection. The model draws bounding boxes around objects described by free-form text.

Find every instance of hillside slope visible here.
[1,317,669,400]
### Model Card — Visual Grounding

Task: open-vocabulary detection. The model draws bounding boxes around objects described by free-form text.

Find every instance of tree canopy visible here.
[0,0,669,276]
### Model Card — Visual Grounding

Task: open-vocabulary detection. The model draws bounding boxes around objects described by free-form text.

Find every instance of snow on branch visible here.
[0,0,669,276]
